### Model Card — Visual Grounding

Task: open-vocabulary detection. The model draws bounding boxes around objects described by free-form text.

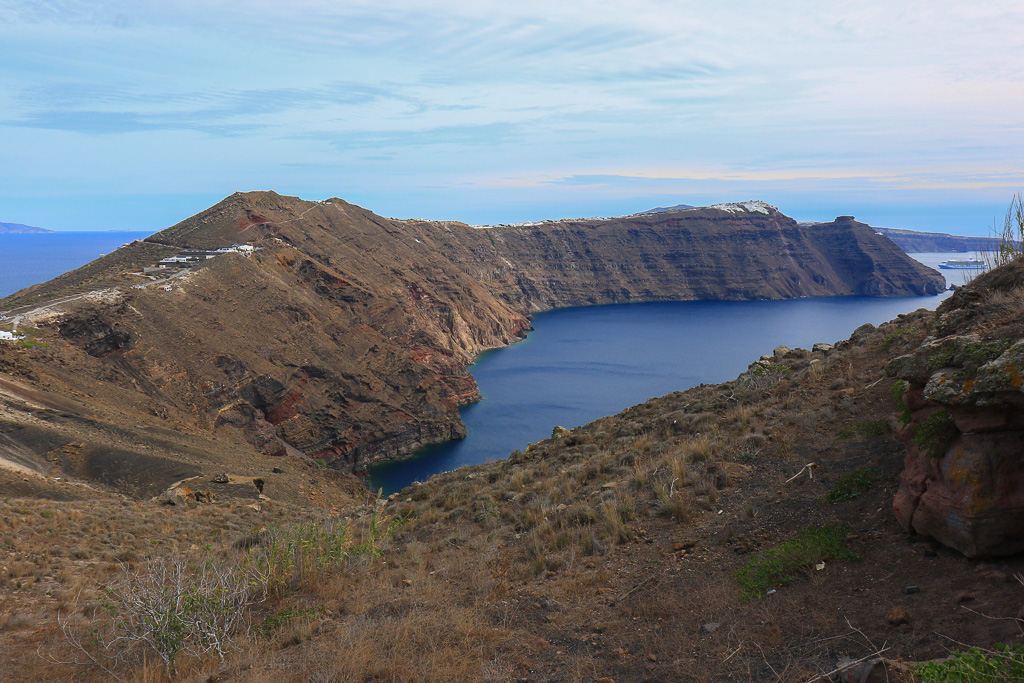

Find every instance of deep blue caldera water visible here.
[0,232,150,298]
[367,292,950,495]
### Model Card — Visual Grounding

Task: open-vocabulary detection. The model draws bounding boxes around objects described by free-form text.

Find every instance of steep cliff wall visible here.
[874,226,1009,254]
[421,206,943,310]
[0,192,944,480]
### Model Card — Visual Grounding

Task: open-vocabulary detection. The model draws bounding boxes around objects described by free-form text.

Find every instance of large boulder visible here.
[888,329,1024,557]
[894,428,1024,557]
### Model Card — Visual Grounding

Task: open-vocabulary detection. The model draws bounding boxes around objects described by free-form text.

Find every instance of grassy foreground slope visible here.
[3,262,1024,681]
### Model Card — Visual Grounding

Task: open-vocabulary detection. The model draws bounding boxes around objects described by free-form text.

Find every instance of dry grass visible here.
[7,307,1013,681]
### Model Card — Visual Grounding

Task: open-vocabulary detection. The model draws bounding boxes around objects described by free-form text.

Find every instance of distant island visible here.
[0,221,53,234]
[873,226,1013,252]
[796,221,1007,253]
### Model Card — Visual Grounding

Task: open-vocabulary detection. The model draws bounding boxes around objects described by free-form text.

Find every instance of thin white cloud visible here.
[1,0,1022,229]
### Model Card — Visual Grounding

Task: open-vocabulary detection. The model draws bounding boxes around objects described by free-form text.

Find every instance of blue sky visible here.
[1,1,1023,233]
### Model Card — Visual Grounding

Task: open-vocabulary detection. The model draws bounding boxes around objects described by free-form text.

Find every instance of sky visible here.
[1,1,1023,234]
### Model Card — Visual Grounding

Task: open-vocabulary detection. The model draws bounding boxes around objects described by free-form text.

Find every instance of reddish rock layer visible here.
[888,259,1024,557]
[1,192,943,480]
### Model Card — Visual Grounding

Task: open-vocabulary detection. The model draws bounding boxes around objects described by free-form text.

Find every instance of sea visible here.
[0,235,971,496]
[0,232,150,299]
[365,290,955,494]
[368,253,979,494]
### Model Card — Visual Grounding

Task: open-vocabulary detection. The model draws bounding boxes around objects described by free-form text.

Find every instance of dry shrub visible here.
[55,556,264,679]
[654,480,696,523]
[0,595,17,631]
[688,411,718,432]
[278,604,503,682]
[727,402,755,429]
[670,451,690,486]
[681,433,719,462]
[808,360,825,381]
[563,501,596,527]
[600,499,632,544]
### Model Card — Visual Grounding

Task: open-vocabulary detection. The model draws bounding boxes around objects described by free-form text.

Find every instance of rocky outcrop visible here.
[0,192,944,478]
[887,260,1024,557]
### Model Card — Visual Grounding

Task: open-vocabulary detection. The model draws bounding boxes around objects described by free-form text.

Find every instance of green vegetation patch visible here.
[882,327,922,349]
[928,338,1012,372]
[890,380,913,427]
[823,468,876,504]
[750,363,791,378]
[916,644,1024,682]
[911,410,957,458]
[734,525,858,601]
[836,418,886,441]
[255,607,324,639]
[245,511,405,599]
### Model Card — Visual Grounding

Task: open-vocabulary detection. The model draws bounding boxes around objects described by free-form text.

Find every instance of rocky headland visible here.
[0,193,942,487]
[0,222,53,234]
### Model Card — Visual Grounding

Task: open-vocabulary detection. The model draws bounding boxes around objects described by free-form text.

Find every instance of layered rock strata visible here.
[0,193,943,480]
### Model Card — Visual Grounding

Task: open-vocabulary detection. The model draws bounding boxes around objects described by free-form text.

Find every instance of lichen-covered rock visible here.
[891,305,1024,556]
[923,369,975,405]
[973,340,1024,394]
[894,431,1024,557]
[551,425,571,438]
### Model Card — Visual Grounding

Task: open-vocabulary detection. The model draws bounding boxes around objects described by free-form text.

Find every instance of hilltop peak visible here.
[641,200,778,217]
[703,200,778,215]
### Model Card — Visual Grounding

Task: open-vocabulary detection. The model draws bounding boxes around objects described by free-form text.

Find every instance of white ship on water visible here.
[938,258,986,270]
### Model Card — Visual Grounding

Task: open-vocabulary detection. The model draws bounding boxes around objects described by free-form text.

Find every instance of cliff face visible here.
[431,207,942,310]
[874,226,1009,254]
[0,193,943,485]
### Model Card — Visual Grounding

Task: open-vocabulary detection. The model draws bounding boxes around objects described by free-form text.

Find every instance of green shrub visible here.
[245,511,403,598]
[891,380,912,427]
[80,557,264,677]
[916,644,1024,682]
[823,469,875,504]
[882,327,922,349]
[911,410,957,458]
[740,363,791,391]
[736,450,759,463]
[254,606,323,639]
[836,419,886,441]
[734,525,858,600]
